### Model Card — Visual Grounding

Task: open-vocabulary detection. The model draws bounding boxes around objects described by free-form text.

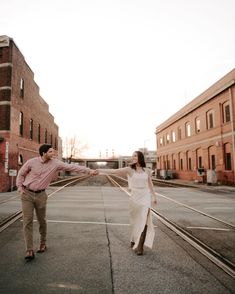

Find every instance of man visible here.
[16,144,97,260]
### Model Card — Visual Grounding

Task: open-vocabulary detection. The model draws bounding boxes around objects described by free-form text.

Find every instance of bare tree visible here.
[62,136,88,162]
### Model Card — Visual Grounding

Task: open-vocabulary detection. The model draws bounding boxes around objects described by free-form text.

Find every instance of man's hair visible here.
[39,144,52,156]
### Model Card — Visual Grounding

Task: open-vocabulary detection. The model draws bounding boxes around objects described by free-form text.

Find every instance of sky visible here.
[1,0,235,158]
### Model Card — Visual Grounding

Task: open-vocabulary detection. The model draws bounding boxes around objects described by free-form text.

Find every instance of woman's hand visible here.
[151,194,157,206]
[152,198,157,205]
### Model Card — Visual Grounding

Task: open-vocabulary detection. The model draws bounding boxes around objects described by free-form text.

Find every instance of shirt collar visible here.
[39,156,45,163]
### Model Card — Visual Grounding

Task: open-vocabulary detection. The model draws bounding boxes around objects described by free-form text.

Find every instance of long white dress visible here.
[99,167,155,250]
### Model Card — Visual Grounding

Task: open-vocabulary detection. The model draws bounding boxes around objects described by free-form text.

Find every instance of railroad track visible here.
[0,175,90,233]
[107,174,235,280]
[1,174,234,279]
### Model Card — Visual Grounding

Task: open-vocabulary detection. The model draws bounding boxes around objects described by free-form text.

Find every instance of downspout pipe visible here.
[229,88,235,184]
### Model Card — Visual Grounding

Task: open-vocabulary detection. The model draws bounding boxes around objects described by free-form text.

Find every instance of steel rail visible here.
[157,192,235,230]
[0,195,19,205]
[0,175,90,233]
[109,174,235,229]
[107,174,235,279]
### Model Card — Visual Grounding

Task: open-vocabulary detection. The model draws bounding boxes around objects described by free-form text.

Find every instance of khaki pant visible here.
[21,190,47,251]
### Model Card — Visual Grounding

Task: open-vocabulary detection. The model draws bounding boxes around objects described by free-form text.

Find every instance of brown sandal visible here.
[25,250,35,260]
[37,243,47,253]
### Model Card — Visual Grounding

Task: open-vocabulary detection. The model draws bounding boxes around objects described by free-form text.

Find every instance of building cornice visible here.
[156,69,235,133]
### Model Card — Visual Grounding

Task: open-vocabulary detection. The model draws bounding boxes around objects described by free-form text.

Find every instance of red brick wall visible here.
[156,69,235,185]
[0,37,59,192]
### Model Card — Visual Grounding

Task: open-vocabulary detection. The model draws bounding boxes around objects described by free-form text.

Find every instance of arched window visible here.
[195,117,200,133]
[224,143,232,170]
[185,122,191,137]
[223,101,231,123]
[206,109,215,129]
[166,134,170,144]
[186,150,192,170]
[178,127,182,140]
[172,131,176,142]
[196,148,203,168]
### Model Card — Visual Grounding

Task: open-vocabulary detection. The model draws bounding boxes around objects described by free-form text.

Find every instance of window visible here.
[195,118,200,133]
[167,159,170,169]
[223,102,231,123]
[172,131,176,142]
[225,153,231,170]
[180,158,183,170]
[188,158,192,170]
[178,127,182,140]
[18,154,23,165]
[166,134,170,144]
[50,134,53,145]
[159,138,163,146]
[224,143,232,170]
[198,156,202,168]
[45,129,47,143]
[173,159,176,170]
[186,123,191,137]
[38,124,41,143]
[211,155,216,170]
[30,119,33,140]
[207,110,214,129]
[20,78,24,98]
[19,112,23,136]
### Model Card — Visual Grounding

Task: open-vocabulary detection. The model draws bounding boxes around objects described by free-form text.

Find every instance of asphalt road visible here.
[0,186,234,293]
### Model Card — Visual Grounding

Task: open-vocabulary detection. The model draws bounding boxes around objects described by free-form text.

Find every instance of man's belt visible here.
[23,186,45,194]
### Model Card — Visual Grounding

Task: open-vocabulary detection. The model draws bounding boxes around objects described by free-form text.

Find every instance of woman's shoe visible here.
[25,250,35,260]
[136,250,143,255]
[37,243,47,253]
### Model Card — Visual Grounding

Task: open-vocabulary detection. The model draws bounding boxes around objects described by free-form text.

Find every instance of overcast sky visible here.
[1,0,235,157]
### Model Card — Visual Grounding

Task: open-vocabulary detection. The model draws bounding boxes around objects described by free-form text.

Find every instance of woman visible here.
[98,151,157,255]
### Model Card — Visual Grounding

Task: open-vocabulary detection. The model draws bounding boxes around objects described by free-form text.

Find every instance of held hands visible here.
[89,169,99,176]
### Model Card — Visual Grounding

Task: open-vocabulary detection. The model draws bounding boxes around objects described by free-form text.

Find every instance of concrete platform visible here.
[0,186,234,293]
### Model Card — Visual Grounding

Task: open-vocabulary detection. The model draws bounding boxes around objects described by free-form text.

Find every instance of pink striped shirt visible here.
[16,157,90,191]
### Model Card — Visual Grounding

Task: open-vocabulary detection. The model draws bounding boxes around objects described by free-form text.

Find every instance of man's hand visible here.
[17,187,25,195]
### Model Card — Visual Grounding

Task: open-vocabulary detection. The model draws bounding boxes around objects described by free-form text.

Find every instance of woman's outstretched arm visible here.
[98,167,130,178]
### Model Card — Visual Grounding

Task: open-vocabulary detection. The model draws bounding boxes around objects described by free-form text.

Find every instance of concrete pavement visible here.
[0,186,234,293]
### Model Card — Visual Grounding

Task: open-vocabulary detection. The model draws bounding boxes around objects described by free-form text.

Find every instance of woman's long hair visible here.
[130,151,146,170]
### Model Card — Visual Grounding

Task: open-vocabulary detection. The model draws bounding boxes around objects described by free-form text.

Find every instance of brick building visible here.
[156,69,235,185]
[0,35,59,192]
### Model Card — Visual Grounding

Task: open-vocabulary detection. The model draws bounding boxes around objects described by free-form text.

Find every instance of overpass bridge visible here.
[63,158,128,169]
[64,156,156,171]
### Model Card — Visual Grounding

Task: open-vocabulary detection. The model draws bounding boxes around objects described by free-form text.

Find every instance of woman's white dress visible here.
[100,167,155,250]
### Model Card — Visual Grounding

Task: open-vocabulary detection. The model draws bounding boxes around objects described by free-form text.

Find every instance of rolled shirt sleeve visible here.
[56,160,91,174]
